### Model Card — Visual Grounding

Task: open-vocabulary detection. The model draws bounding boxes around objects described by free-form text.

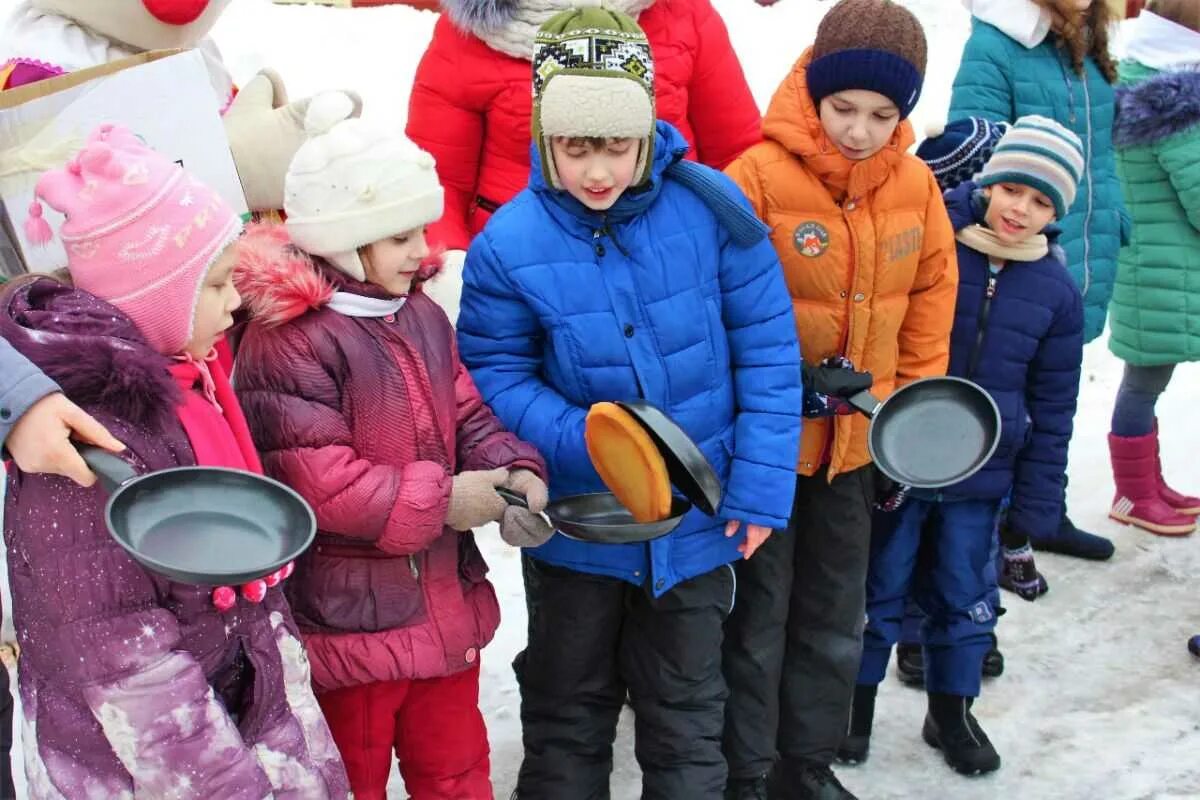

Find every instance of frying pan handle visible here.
[847,390,882,418]
[78,446,137,495]
[496,486,530,510]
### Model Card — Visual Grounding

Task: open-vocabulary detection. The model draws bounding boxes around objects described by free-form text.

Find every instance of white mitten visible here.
[423,249,466,326]
[224,70,362,212]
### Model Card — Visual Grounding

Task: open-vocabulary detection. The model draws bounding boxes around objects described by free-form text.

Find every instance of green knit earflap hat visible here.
[532,2,656,190]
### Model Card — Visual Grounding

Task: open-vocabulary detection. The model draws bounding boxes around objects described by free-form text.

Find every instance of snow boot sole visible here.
[1109,505,1196,536]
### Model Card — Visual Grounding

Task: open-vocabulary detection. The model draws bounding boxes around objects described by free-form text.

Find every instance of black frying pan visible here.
[497,488,689,544]
[847,376,1001,489]
[80,447,316,585]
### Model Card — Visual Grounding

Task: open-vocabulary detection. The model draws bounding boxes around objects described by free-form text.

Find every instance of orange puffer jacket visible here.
[727,49,957,480]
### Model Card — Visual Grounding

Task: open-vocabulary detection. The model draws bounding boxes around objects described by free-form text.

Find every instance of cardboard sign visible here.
[0,49,247,273]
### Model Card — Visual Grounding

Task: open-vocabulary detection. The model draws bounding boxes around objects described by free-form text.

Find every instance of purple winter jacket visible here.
[0,278,350,799]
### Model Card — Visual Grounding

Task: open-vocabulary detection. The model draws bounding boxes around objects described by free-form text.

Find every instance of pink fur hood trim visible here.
[233,222,334,328]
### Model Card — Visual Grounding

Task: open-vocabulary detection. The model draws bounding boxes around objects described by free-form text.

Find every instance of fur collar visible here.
[1114,69,1200,149]
[0,278,180,429]
[233,223,335,329]
[233,223,444,329]
[439,0,655,60]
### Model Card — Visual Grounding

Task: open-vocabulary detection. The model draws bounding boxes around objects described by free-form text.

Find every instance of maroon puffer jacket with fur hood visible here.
[233,225,545,692]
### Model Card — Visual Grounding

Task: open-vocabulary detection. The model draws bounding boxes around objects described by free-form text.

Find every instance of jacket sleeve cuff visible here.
[0,367,60,452]
[377,461,453,556]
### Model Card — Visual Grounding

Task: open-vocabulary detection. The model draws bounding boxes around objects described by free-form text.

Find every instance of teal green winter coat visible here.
[1108,62,1200,366]
[948,20,1128,343]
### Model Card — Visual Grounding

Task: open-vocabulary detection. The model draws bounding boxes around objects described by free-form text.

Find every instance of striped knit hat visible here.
[916,117,1011,193]
[532,4,656,189]
[977,116,1085,219]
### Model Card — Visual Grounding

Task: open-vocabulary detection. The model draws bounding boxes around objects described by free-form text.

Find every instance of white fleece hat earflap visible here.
[284,92,444,280]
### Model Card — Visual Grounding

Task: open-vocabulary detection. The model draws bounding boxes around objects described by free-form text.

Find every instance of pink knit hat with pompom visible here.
[26,123,242,355]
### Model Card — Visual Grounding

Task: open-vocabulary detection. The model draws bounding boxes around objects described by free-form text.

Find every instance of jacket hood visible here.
[0,277,180,428]
[962,0,1050,49]
[763,48,915,199]
[1114,67,1200,149]
[234,223,446,328]
[1122,11,1200,73]
[439,0,522,34]
[233,223,335,329]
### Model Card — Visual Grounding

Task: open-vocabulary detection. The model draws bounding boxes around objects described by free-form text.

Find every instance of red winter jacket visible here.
[407,0,762,251]
[232,225,544,692]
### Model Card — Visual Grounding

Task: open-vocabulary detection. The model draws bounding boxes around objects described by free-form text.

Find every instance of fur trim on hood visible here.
[1114,69,1200,149]
[0,277,180,429]
[234,223,334,329]
[439,0,655,60]
[234,223,446,328]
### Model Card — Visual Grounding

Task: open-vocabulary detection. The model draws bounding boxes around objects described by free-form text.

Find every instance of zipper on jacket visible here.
[1080,70,1095,299]
[593,213,631,259]
[409,555,420,581]
[966,264,1000,380]
[1058,53,1093,298]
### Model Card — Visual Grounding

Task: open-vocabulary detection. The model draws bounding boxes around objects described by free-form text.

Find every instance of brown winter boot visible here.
[1109,433,1197,536]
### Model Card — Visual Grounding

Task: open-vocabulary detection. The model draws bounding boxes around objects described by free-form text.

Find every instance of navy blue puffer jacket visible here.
[940,182,1084,541]
[457,122,802,594]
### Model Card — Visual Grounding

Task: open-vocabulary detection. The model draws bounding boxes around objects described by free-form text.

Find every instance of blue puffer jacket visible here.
[457,122,803,595]
[936,183,1083,541]
[948,20,1128,343]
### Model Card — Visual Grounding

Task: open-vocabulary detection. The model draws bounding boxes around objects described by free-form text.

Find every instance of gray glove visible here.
[504,469,549,514]
[445,468,508,531]
[499,506,555,548]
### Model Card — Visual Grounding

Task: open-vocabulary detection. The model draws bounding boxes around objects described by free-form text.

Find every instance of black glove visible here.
[802,360,874,398]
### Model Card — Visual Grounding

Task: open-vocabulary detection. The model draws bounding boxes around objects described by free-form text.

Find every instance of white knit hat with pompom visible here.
[283,92,444,281]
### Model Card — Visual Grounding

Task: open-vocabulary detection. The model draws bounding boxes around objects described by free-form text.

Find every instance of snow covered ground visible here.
[2,0,1198,797]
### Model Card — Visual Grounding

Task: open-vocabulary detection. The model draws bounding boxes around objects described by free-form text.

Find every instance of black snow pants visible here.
[722,466,876,780]
[514,556,736,800]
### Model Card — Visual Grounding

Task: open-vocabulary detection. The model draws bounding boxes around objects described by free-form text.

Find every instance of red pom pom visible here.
[212,586,237,612]
[279,561,295,580]
[263,570,282,588]
[241,579,268,603]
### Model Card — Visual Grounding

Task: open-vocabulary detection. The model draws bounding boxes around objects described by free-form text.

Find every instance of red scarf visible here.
[168,351,263,474]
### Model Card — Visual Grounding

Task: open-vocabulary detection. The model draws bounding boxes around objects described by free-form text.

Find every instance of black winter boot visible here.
[770,761,858,800]
[1031,513,1115,561]
[895,642,924,687]
[922,693,1001,776]
[836,684,876,765]
[726,773,770,800]
[983,635,1005,679]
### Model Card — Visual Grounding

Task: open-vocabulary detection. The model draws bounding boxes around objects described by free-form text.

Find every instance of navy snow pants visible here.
[859,498,1000,697]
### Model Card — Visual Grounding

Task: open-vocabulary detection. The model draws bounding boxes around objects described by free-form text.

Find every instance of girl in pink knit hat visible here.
[1,123,350,798]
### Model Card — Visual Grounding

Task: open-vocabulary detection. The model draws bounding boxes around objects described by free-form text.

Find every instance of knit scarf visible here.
[465,0,655,60]
[168,350,263,474]
[955,224,1048,263]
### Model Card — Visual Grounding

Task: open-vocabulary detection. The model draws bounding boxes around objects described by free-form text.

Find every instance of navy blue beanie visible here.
[807,0,928,120]
[916,117,1011,192]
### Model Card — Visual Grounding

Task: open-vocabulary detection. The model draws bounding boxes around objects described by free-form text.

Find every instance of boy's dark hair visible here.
[558,137,614,150]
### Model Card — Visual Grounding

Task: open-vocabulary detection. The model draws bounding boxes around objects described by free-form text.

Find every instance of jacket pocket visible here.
[705,297,729,372]
[546,324,586,403]
[287,550,426,634]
